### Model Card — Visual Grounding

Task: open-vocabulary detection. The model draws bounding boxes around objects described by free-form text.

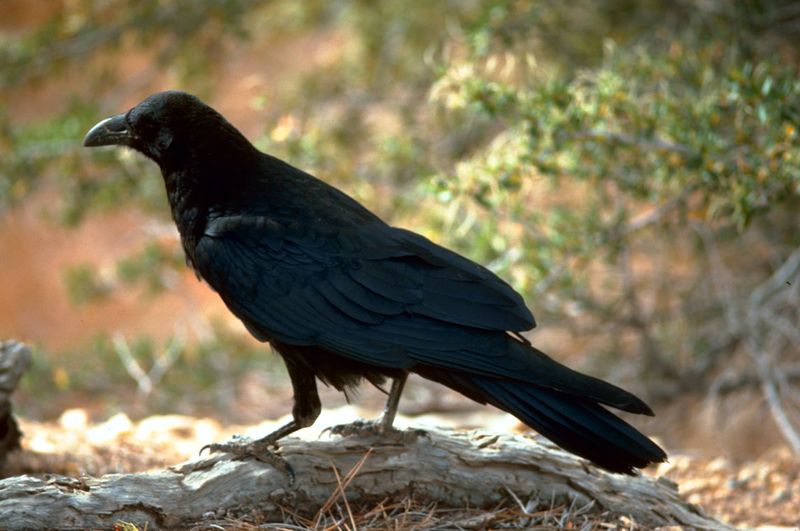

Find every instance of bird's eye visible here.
[154,127,173,152]
[132,116,171,151]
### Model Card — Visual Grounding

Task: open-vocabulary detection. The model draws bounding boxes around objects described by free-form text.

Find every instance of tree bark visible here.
[0,341,30,465]
[0,429,729,530]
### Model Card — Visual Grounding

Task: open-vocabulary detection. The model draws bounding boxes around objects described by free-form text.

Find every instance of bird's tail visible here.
[418,346,667,474]
[467,374,665,473]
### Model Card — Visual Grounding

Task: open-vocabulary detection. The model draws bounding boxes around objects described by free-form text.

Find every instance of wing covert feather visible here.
[193,215,537,373]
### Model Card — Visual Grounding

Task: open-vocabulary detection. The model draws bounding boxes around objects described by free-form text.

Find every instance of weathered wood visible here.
[0,429,729,530]
[0,341,31,399]
[0,341,30,464]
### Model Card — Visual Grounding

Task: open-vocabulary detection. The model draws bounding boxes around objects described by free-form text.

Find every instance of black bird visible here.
[84,91,666,477]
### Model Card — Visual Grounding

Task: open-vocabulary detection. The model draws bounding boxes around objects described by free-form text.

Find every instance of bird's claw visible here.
[199,435,295,485]
[325,419,384,437]
[200,434,250,455]
[324,419,427,443]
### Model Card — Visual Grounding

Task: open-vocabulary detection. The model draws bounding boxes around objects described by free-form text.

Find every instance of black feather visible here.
[84,90,667,475]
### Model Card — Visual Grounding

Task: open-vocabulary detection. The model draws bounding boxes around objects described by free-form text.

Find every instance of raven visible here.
[84,90,666,477]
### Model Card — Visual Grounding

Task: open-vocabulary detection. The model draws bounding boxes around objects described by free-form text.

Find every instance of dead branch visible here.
[0,429,729,530]
[112,332,183,398]
[0,341,30,464]
[693,221,800,453]
[0,341,31,404]
[746,246,800,454]
[710,364,800,396]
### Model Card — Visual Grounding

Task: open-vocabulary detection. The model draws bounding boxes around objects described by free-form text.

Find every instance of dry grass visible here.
[197,495,639,531]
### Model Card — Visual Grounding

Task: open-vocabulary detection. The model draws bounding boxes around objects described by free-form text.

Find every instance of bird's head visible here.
[83,90,253,170]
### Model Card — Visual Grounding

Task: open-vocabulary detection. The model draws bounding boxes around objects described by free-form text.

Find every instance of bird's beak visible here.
[83,113,131,147]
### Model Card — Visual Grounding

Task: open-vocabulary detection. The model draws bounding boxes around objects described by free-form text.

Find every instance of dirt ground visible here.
[4,405,799,529]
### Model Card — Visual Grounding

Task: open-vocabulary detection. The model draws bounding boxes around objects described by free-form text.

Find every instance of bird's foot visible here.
[324,419,384,437]
[200,434,295,484]
[324,420,426,443]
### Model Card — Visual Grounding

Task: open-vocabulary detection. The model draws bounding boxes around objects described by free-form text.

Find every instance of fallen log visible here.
[0,341,31,466]
[0,428,729,530]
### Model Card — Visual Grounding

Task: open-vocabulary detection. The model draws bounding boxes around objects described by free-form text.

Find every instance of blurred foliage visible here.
[2,0,799,420]
[17,322,284,420]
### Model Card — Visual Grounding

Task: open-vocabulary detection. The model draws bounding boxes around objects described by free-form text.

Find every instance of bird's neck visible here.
[160,144,264,267]
[162,167,209,268]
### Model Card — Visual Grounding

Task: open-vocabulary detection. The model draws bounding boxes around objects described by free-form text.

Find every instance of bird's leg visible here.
[379,371,407,432]
[201,358,321,484]
[327,372,423,440]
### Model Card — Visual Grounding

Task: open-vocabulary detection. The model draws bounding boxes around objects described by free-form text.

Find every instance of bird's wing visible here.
[356,225,535,331]
[192,214,534,364]
[193,213,653,414]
